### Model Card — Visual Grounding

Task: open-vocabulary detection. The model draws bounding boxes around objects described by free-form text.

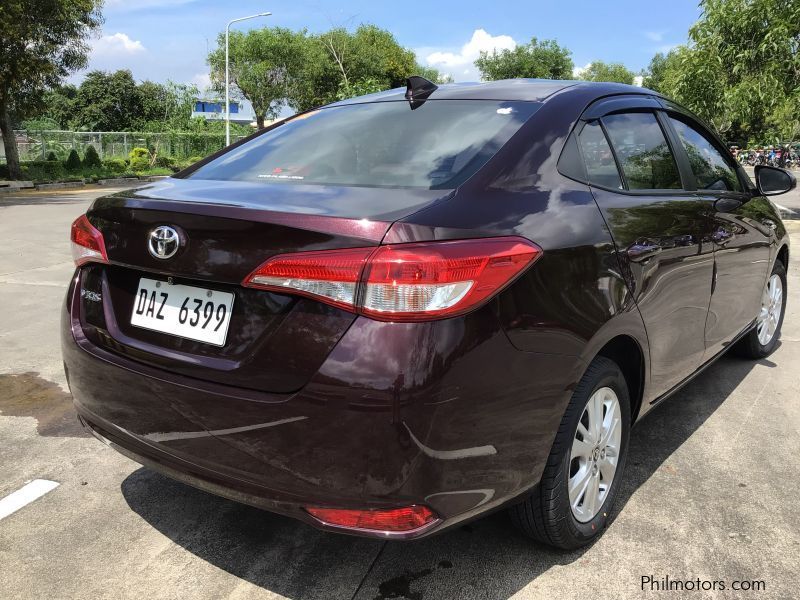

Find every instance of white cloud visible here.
[191,72,212,91]
[572,62,592,78]
[421,29,516,81]
[633,75,644,87]
[644,31,665,42]
[91,33,146,55]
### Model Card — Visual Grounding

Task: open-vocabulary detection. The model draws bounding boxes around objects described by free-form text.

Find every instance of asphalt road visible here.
[1,184,799,600]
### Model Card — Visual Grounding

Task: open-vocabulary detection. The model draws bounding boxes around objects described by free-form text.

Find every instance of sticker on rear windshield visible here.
[258,174,305,180]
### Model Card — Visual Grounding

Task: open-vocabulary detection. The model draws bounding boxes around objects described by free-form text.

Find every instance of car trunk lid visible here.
[77,178,451,393]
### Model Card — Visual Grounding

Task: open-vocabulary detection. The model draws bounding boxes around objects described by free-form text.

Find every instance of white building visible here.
[191,98,256,125]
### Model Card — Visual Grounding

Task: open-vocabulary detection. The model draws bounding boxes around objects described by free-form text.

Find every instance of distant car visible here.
[63,77,794,549]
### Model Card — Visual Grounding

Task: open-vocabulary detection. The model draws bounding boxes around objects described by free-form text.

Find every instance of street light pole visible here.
[226,12,271,146]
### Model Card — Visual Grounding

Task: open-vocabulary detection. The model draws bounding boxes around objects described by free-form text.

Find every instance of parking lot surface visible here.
[1,185,799,599]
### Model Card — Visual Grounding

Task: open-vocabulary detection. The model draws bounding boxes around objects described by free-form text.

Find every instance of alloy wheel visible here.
[568,386,622,523]
[756,273,783,346]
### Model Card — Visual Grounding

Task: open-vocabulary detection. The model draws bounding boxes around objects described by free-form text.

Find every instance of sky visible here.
[84,0,703,90]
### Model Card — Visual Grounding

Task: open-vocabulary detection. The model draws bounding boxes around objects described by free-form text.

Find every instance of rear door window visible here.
[578,121,623,189]
[602,112,682,190]
[188,100,541,190]
[668,117,743,192]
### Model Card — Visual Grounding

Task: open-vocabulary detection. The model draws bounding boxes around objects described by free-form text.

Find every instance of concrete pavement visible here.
[0,184,799,599]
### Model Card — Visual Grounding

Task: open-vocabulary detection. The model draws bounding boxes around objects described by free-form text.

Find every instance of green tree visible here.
[71,70,142,131]
[138,80,199,163]
[136,80,170,125]
[0,0,102,179]
[37,84,78,129]
[653,0,800,143]
[208,25,446,119]
[304,25,446,106]
[21,116,61,131]
[475,37,574,80]
[578,61,636,84]
[208,27,311,128]
[641,51,681,94]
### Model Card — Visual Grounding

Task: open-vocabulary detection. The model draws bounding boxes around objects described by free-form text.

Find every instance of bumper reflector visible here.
[305,505,437,532]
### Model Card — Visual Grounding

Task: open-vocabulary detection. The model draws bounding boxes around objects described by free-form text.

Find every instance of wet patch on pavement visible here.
[0,372,86,437]
[374,560,454,600]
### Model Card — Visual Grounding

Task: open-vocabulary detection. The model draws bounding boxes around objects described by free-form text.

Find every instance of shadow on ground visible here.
[120,353,773,600]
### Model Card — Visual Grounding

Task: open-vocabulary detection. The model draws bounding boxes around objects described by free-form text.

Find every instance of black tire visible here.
[510,356,631,550]
[734,260,787,359]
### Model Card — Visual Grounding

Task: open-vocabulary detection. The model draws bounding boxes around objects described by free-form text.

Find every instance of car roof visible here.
[329,79,657,106]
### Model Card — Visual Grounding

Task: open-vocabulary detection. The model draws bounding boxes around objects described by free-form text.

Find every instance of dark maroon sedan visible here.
[63,78,793,549]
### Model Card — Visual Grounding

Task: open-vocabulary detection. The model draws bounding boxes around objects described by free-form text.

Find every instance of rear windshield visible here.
[188,100,541,189]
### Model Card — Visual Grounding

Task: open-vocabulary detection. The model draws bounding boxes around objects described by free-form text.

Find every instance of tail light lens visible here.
[244,236,541,321]
[71,215,108,267]
[305,505,437,533]
[245,247,372,311]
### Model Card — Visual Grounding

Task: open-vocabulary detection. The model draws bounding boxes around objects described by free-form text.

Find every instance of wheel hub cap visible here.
[568,386,622,523]
[756,273,783,346]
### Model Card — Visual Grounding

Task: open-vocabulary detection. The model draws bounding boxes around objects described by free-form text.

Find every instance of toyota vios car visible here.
[62,78,793,549]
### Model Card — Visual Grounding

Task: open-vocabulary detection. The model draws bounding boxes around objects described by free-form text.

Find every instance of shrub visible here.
[23,160,66,182]
[129,147,151,172]
[102,158,127,174]
[46,151,58,162]
[65,149,82,171]
[153,155,176,169]
[83,145,102,169]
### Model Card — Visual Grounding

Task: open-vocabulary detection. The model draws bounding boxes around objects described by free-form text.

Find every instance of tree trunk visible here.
[0,100,23,180]
[256,114,265,129]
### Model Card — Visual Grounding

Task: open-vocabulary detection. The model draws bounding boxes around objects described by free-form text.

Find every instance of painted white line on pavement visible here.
[0,479,59,521]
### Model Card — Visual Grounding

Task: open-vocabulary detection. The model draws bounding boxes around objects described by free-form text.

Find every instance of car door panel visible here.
[582,109,715,398]
[704,198,773,356]
[590,189,714,396]
[662,112,773,357]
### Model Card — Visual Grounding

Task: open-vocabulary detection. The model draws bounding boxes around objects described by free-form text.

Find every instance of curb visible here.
[33,181,86,191]
[97,178,141,186]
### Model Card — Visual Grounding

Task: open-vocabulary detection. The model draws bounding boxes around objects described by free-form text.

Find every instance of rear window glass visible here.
[188,100,541,189]
[578,121,622,189]
[602,112,682,190]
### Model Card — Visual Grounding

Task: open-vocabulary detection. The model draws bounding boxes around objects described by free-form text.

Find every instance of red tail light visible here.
[244,237,541,321]
[71,215,108,267]
[244,247,372,311]
[305,505,437,533]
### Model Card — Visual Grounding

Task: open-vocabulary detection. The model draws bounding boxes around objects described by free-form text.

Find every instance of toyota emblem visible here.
[147,226,181,259]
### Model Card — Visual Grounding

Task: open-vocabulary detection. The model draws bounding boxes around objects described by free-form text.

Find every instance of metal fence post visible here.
[123,133,128,158]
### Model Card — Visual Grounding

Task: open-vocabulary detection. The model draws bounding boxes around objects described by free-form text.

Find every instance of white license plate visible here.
[130,277,234,346]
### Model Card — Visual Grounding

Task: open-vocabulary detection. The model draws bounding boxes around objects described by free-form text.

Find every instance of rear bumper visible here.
[62,269,580,539]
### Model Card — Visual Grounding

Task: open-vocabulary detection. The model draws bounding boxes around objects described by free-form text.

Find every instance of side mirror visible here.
[755,165,797,196]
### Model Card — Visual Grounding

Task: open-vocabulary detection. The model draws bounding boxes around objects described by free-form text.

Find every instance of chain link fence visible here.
[2,130,248,163]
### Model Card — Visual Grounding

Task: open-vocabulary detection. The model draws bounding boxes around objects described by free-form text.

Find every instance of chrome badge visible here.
[147,226,181,259]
